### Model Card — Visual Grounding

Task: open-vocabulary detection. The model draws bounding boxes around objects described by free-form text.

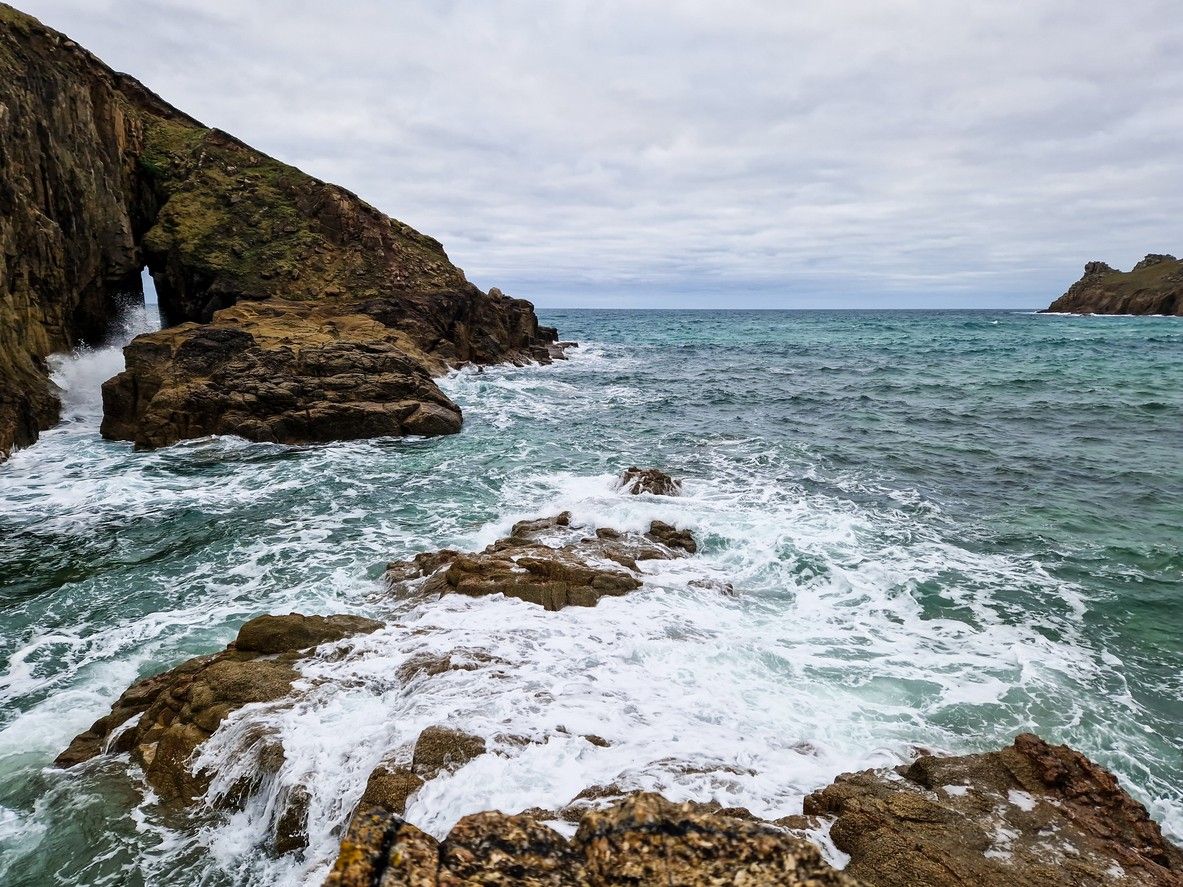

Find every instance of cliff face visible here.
[1044,254,1183,315]
[0,4,558,457]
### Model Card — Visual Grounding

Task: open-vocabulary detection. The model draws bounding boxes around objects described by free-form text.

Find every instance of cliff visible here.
[0,4,559,457]
[1044,254,1183,315]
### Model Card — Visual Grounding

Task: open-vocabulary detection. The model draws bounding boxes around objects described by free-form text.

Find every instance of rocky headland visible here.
[0,4,563,458]
[1043,254,1183,315]
[52,468,1183,886]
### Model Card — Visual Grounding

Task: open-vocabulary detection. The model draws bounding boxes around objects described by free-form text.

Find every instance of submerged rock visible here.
[385,512,698,610]
[619,466,682,496]
[0,7,561,457]
[324,791,861,886]
[805,733,1183,887]
[1043,254,1183,315]
[55,613,382,802]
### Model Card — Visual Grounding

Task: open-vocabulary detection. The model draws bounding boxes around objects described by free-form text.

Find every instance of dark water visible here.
[0,308,1179,885]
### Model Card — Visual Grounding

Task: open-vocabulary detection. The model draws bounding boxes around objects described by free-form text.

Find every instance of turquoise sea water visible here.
[0,308,1180,885]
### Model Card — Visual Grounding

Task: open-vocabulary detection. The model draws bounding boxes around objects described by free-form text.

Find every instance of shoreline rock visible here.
[805,733,1183,886]
[385,511,698,610]
[0,6,564,458]
[1043,254,1183,315]
[325,792,862,887]
[55,613,382,802]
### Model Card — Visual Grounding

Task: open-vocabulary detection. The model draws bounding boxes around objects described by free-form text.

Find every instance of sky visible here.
[19,0,1183,308]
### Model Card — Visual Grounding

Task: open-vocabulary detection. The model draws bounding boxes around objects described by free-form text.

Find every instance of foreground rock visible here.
[804,733,1183,887]
[0,6,561,457]
[1043,254,1183,315]
[325,792,861,887]
[386,512,697,610]
[55,613,381,801]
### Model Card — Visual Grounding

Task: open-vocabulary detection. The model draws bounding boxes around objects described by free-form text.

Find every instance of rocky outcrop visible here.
[1043,254,1183,315]
[54,613,382,801]
[325,792,862,887]
[618,466,682,496]
[0,5,561,457]
[385,512,698,610]
[804,733,1183,887]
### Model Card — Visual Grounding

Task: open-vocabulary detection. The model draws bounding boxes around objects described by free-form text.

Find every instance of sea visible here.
[0,306,1179,885]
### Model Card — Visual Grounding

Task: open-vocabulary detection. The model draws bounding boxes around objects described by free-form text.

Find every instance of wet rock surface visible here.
[1044,254,1183,315]
[385,512,698,610]
[0,6,563,457]
[805,733,1183,887]
[324,791,862,887]
[55,613,381,801]
[619,466,682,496]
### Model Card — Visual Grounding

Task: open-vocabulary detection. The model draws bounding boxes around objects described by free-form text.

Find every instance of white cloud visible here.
[19,0,1183,307]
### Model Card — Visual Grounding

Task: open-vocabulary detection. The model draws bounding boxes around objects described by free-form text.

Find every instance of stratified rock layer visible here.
[55,613,382,801]
[1044,254,1183,315]
[0,4,559,456]
[324,792,863,887]
[804,733,1183,887]
[385,512,698,610]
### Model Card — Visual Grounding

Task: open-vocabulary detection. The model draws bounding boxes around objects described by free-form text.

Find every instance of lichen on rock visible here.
[324,791,863,887]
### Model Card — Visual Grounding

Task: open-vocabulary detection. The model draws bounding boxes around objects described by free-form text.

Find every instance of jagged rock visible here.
[804,733,1183,887]
[411,726,487,780]
[54,613,382,802]
[323,792,862,886]
[275,784,312,855]
[385,514,697,610]
[619,466,682,496]
[0,6,560,457]
[1044,255,1183,314]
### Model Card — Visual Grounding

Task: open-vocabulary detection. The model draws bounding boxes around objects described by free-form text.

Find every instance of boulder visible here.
[619,466,682,496]
[804,733,1183,887]
[323,792,861,886]
[55,613,382,802]
[385,514,698,610]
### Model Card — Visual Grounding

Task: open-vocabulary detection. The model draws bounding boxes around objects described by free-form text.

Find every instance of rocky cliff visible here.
[1043,254,1183,315]
[0,4,560,458]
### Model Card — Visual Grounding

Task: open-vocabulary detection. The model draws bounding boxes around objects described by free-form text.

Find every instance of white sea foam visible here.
[1,335,1179,885]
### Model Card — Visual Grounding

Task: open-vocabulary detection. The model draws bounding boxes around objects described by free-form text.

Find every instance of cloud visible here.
[18,0,1183,307]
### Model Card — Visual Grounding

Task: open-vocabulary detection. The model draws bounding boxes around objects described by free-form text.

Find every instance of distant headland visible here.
[1043,254,1183,315]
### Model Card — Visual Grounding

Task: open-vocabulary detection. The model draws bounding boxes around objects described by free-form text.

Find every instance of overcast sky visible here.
[20,0,1183,308]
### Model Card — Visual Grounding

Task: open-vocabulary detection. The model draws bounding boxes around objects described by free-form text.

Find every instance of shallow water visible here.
[0,308,1180,885]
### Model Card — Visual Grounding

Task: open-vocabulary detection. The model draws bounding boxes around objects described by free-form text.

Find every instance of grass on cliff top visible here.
[1095,258,1182,294]
[139,116,462,300]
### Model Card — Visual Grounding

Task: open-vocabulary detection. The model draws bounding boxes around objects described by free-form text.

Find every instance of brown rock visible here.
[322,791,860,886]
[325,809,439,887]
[234,613,383,655]
[54,613,382,803]
[358,766,424,816]
[804,733,1183,887]
[619,466,683,496]
[411,726,487,780]
[385,514,698,611]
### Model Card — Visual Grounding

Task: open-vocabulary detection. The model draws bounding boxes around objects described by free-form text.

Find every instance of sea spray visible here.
[0,309,1180,886]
